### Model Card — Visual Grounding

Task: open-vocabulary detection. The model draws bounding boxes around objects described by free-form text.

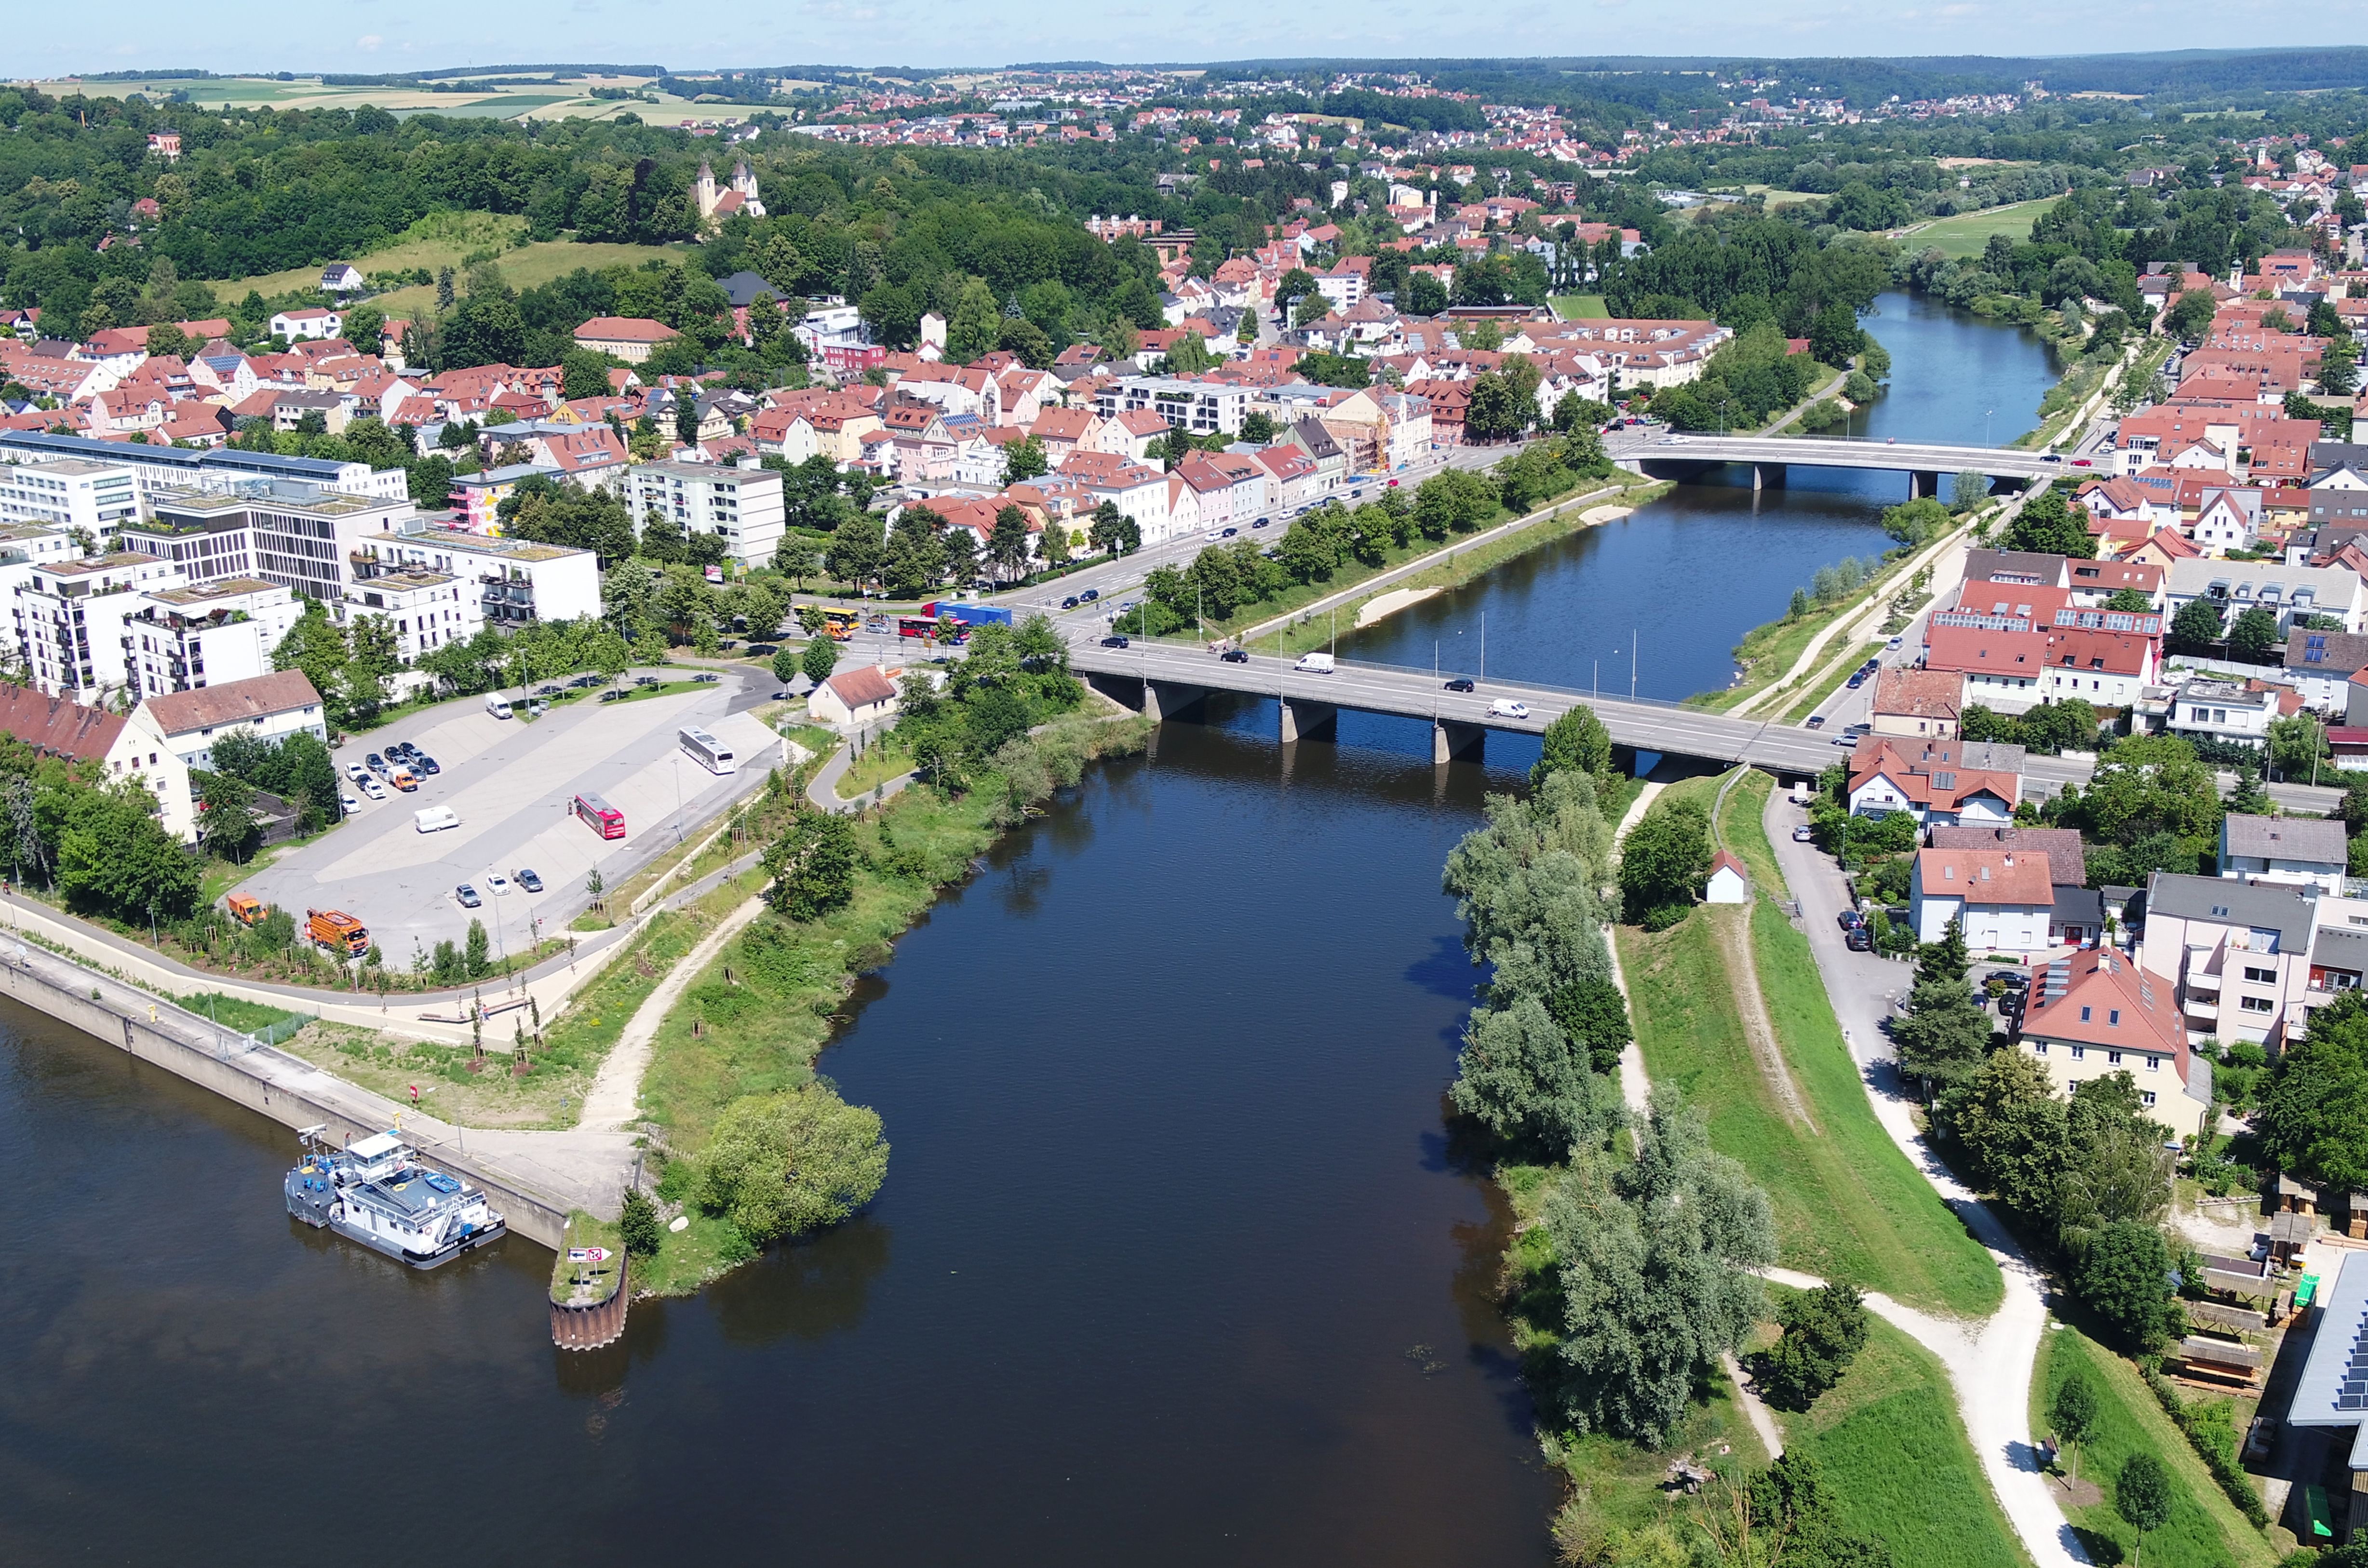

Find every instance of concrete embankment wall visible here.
[0,954,570,1249]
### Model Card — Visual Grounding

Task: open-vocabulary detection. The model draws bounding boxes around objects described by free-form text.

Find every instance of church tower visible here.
[695,159,718,221]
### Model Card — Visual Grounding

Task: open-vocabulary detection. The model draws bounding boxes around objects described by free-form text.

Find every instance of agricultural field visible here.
[30,74,785,129]
[1898,201,2050,259]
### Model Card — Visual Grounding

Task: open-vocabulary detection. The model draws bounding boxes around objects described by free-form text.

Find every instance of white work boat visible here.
[284,1126,506,1268]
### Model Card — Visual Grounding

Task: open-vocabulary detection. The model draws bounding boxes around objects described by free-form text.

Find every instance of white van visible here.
[485,697,513,720]
[1293,652,1336,674]
[414,806,459,833]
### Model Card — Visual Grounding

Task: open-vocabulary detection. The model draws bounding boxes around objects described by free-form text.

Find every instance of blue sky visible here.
[18,4,2360,80]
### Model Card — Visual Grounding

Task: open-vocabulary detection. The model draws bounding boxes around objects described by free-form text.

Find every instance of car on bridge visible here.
[1101,634,1130,648]
[1443,677,1475,692]
[1219,649,1250,664]
[1488,699,1531,720]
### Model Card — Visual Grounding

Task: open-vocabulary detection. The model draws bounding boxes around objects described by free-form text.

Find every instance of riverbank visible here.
[1248,483,1670,661]
[612,706,1154,1298]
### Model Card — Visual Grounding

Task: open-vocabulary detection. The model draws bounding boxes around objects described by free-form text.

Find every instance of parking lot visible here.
[236,670,785,964]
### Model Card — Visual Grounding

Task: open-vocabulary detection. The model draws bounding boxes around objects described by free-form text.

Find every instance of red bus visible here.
[897,616,967,643]
[573,791,626,840]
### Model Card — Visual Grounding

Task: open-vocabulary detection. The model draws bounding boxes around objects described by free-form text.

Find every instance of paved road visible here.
[1608,431,2074,482]
[237,669,785,960]
[1069,639,2347,816]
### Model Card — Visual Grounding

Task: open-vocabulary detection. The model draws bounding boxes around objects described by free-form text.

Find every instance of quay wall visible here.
[0,950,570,1249]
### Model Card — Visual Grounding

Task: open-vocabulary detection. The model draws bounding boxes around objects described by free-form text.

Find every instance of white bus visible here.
[679,726,737,775]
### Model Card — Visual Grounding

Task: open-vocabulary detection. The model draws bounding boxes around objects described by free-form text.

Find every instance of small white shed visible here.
[1704,849,1750,905]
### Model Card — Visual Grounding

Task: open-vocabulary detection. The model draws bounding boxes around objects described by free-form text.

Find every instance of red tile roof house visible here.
[1847,736,2022,828]
[1922,623,2049,715]
[1909,846,2055,952]
[807,664,902,729]
[0,683,194,841]
[2016,950,2209,1135]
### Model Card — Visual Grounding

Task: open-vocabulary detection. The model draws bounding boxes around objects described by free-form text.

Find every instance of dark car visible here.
[538,684,562,697]
[516,869,543,894]
[1252,518,1269,528]
[364,752,387,774]
[1444,677,1475,692]
[1101,634,1130,648]
[415,754,440,776]
[1838,910,1865,931]
[746,644,779,657]
[1079,588,1100,603]
[1061,596,1079,609]
[1806,714,1826,728]
[1222,526,1238,537]
[694,673,719,683]
[456,884,482,909]
[770,689,792,701]
[600,689,623,703]
[568,674,601,689]
[1845,673,1865,689]
[1844,928,1873,952]
[1220,648,1250,663]
[635,675,659,687]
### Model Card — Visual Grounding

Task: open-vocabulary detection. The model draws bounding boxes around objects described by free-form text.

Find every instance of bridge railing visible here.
[1095,643,1715,716]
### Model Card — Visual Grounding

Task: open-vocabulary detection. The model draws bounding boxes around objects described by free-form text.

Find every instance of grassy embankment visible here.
[836,732,918,800]
[2017,355,2117,452]
[551,1211,625,1306]
[1616,770,2001,1315]
[2034,1323,2284,1568]
[1237,475,1672,661]
[619,710,1153,1295]
[1549,294,1610,319]
[221,208,694,316]
[1771,1301,2033,1568]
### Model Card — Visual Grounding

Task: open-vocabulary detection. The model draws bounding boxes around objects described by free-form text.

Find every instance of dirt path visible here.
[1721,1351,1786,1461]
[577,895,767,1132]
[1605,777,1666,1121]
[1710,903,1818,1133]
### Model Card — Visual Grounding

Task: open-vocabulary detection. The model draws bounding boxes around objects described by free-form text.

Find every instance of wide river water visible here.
[0,293,2059,1567]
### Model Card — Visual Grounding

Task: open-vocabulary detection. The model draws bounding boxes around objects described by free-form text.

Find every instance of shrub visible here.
[619,1188,662,1258]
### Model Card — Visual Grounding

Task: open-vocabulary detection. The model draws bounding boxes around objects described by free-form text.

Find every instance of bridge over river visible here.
[1611,432,2077,497]
[1072,641,2339,815]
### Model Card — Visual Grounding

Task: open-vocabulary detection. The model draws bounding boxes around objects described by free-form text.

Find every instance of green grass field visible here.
[1901,201,2051,259]
[2033,1323,2282,1568]
[227,211,531,300]
[1616,771,2001,1315]
[1550,295,1609,320]
[1783,1311,2034,1568]
[364,238,698,318]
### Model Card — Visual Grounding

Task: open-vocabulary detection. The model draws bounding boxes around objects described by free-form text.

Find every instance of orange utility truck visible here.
[304,908,370,956]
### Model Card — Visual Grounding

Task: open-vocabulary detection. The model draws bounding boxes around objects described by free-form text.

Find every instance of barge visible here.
[284,1125,507,1268]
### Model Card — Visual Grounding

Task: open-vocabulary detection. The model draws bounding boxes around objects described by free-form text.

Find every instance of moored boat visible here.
[284,1125,506,1268]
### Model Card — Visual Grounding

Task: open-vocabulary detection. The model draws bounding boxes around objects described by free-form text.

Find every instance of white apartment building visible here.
[121,487,264,585]
[2166,558,2367,635]
[0,429,410,505]
[626,460,786,569]
[1094,376,1251,438]
[2165,675,2286,750]
[240,483,417,603]
[2136,872,2354,1047]
[347,569,481,663]
[0,458,140,542]
[121,577,303,701]
[15,551,186,703]
[356,522,603,626]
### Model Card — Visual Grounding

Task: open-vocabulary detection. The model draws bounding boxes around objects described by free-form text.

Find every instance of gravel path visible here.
[577,895,767,1132]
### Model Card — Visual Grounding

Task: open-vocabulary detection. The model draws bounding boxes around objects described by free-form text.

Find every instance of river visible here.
[1342,291,2064,700]
[0,292,2059,1567]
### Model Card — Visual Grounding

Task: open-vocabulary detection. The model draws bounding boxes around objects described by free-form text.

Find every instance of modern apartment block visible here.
[0,457,140,542]
[625,460,786,569]
[121,577,305,700]
[355,522,602,626]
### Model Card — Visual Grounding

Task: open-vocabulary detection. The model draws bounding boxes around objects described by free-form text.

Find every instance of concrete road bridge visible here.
[1071,641,2340,816]
[1614,433,2075,498]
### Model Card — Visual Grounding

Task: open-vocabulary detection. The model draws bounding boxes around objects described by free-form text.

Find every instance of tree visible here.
[2166,596,2225,655]
[1450,994,1624,1160]
[1547,978,1633,1075]
[1808,301,1862,367]
[762,809,858,921]
[1952,470,1990,511]
[1241,411,1278,443]
[55,787,201,923]
[2114,1452,2176,1568]
[2228,605,2281,664]
[1001,436,1049,486]
[771,646,802,685]
[2268,712,2329,782]
[1088,499,1138,557]
[1533,704,1614,787]
[699,1084,889,1244]
[1757,1282,1870,1410]
[2077,1220,2176,1352]
[2259,989,2368,1193]
[619,1187,662,1258]
[463,918,490,979]
[341,304,385,358]
[801,635,839,688]
[1542,1092,1776,1443]
[2049,1372,2100,1484]
[2005,489,2095,558]
[986,504,1034,583]
[1618,796,1711,925]
[192,770,260,861]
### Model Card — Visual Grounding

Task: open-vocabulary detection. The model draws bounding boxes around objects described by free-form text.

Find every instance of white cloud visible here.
[356,33,382,51]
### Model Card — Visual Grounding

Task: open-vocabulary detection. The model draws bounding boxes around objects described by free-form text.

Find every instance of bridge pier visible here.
[1279,697,1337,746]
[1143,679,1207,725]
[1752,461,1786,491]
[1909,469,1942,500]
[1432,719,1485,764]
